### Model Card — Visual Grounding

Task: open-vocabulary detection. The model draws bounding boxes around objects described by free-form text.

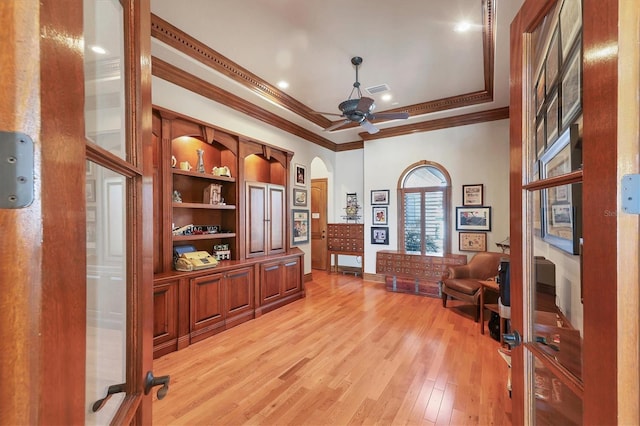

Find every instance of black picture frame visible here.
[371,189,389,205]
[540,125,582,254]
[371,226,389,245]
[462,184,484,206]
[455,206,492,231]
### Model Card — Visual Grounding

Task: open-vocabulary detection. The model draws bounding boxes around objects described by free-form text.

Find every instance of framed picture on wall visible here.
[295,164,306,186]
[462,184,484,206]
[372,206,388,225]
[371,189,389,205]
[371,226,389,245]
[292,209,309,245]
[455,206,492,231]
[459,232,487,252]
[293,188,307,206]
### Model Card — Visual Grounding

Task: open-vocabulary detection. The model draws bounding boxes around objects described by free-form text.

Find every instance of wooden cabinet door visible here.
[225,267,255,326]
[153,279,180,353]
[282,259,301,295]
[246,182,286,257]
[246,182,267,257]
[190,273,225,342]
[267,184,286,255]
[260,262,283,304]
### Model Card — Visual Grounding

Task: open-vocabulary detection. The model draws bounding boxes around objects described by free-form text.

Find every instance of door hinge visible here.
[0,131,34,209]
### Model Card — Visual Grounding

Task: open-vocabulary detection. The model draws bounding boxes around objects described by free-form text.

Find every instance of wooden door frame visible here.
[0,1,86,423]
[0,0,153,423]
[510,0,624,423]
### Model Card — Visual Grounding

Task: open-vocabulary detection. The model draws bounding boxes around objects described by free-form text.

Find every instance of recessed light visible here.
[454,21,471,32]
[91,45,107,55]
[381,94,392,102]
[277,80,289,89]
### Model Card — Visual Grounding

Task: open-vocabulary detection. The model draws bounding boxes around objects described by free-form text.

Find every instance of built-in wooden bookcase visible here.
[151,107,302,359]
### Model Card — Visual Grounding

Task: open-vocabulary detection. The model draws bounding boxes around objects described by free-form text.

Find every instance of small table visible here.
[478,279,500,335]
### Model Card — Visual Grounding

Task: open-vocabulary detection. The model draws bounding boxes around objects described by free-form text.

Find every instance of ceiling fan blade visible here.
[356,97,375,113]
[324,119,351,132]
[359,119,379,134]
[369,112,410,120]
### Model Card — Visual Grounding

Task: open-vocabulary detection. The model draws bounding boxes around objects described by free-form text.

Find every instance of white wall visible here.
[361,119,511,273]
[153,77,511,277]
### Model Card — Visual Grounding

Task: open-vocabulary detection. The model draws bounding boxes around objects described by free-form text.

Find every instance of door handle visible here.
[92,383,126,412]
[144,371,170,400]
[503,330,522,348]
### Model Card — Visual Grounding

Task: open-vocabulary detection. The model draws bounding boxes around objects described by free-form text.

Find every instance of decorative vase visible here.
[196,149,205,173]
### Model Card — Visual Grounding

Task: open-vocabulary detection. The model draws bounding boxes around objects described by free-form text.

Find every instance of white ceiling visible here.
[150,0,523,145]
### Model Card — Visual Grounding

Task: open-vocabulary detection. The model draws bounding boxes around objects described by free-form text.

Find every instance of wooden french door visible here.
[510,0,638,424]
[0,0,155,424]
[311,178,328,270]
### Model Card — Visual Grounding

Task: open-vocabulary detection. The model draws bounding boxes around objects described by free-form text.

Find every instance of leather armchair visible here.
[441,252,507,321]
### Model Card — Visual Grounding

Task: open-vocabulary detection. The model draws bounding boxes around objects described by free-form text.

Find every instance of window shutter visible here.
[404,192,422,252]
[424,190,444,254]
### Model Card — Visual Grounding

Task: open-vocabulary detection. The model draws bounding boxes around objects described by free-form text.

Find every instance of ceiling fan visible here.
[316,56,409,134]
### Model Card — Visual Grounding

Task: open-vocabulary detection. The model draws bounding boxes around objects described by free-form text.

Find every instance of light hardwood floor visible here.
[153,271,512,425]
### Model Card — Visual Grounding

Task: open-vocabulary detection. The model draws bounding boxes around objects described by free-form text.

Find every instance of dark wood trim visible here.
[151,1,496,130]
[304,272,313,283]
[335,141,364,151]
[360,107,509,141]
[582,0,618,422]
[511,0,619,423]
[150,1,503,149]
[151,57,338,152]
[509,1,556,422]
[151,14,332,130]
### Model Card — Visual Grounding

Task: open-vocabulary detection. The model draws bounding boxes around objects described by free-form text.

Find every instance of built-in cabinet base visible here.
[153,250,304,359]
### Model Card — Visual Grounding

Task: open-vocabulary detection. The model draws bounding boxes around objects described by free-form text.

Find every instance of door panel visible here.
[510,0,621,423]
[311,178,328,269]
[268,184,285,253]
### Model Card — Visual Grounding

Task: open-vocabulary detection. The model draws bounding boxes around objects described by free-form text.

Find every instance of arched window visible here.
[398,161,451,255]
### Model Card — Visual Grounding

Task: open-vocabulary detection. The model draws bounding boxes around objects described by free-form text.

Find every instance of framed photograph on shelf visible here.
[462,184,484,206]
[295,164,306,186]
[540,125,582,254]
[293,188,307,206]
[459,232,487,252]
[372,206,388,225]
[371,189,389,205]
[370,226,389,245]
[455,206,491,231]
[292,209,309,245]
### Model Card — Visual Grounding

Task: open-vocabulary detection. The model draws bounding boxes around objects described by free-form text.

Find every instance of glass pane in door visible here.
[84,0,126,159]
[85,164,127,424]
[84,0,127,422]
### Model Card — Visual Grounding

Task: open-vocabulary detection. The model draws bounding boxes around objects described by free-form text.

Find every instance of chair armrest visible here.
[446,264,471,279]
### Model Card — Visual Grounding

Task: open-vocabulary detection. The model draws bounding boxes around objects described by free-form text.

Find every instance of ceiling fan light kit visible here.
[317,56,409,134]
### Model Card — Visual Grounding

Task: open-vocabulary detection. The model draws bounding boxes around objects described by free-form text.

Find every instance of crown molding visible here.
[150,0,503,152]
